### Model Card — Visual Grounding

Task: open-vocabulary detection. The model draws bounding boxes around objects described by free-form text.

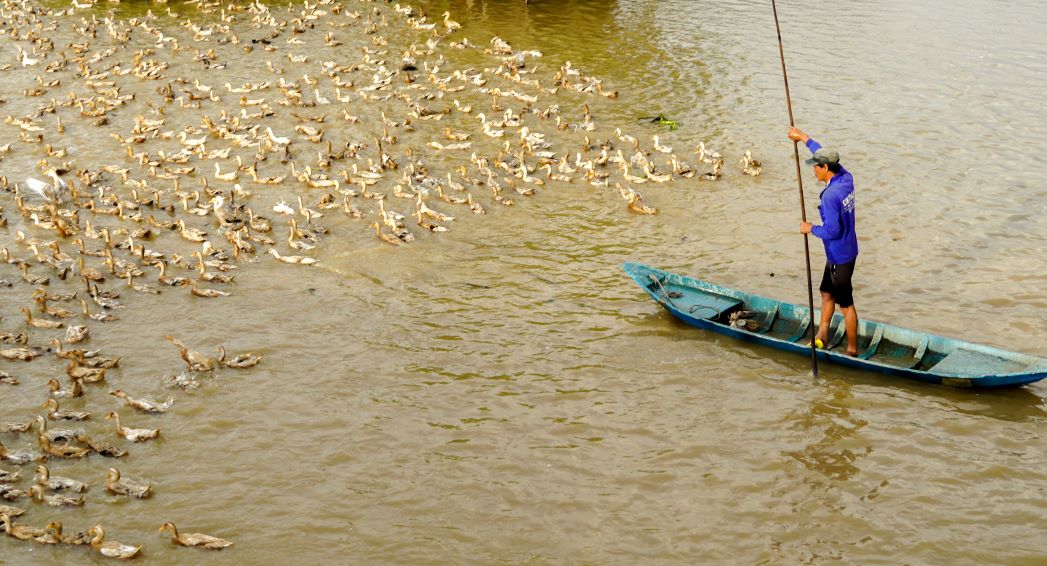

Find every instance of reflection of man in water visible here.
[788,127,859,357]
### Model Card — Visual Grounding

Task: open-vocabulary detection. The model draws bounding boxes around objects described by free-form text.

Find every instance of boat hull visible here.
[623,263,1047,388]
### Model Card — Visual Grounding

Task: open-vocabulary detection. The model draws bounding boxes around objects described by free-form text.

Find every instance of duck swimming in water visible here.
[158,522,234,549]
[0,419,33,434]
[155,261,193,287]
[441,11,462,33]
[0,441,37,465]
[74,432,127,458]
[371,221,405,246]
[34,465,87,493]
[55,342,120,369]
[23,170,67,203]
[415,209,449,232]
[28,485,84,507]
[43,521,90,545]
[190,280,231,298]
[86,525,141,559]
[651,135,673,154]
[43,398,90,421]
[267,248,319,265]
[37,435,90,459]
[47,377,83,399]
[0,346,45,361]
[218,346,263,368]
[110,389,174,413]
[77,256,106,282]
[0,484,27,501]
[739,150,762,176]
[81,299,118,322]
[33,523,64,545]
[0,332,28,346]
[105,468,153,498]
[177,220,208,243]
[1,512,46,540]
[165,335,220,372]
[619,185,658,215]
[33,416,81,443]
[0,505,25,519]
[196,258,237,283]
[105,412,160,442]
[34,291,77,318]
[21,307,63,329]
[126,273,162,295]
[247,208,273,232]
[16,261,49,285]
[65,324,90,344]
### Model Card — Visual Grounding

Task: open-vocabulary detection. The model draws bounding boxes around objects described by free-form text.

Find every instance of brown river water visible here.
[1,0,1045,563]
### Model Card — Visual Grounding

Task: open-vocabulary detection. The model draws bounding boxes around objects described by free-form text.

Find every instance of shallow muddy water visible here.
[1,0,1045,563]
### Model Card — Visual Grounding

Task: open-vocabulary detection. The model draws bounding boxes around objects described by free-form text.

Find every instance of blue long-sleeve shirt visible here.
[806,138,858,264]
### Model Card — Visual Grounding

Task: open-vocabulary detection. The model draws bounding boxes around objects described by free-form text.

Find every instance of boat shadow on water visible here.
[804,361,1047,424]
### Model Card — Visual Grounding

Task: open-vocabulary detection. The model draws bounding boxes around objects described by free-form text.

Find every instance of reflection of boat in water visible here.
[624,263,1047,388]
[785,384,868,482]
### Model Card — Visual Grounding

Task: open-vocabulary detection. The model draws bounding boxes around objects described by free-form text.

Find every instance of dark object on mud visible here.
[639,114,680,131]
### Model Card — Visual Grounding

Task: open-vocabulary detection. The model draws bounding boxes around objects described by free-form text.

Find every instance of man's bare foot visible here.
[845,350,859,357]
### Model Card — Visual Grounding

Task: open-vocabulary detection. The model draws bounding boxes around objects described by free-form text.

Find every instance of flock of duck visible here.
[3,323,248,559]
[0,0,761,558]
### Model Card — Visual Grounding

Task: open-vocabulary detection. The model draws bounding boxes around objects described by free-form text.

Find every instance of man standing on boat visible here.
[788,127,859,357]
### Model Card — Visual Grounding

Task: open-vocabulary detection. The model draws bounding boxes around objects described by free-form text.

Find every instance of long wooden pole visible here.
[771,0,818,376]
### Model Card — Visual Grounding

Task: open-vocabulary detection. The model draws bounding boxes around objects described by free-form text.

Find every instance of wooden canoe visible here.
[624,262,1047,388]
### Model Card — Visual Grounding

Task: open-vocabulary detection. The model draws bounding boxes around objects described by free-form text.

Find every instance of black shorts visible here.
[819,260,855,308]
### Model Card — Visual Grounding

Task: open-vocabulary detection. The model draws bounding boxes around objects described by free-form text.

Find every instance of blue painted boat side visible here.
[623,262,1047,388]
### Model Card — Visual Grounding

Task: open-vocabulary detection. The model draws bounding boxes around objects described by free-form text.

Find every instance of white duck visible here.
[109,390,174,414]
[104,412,160,442]
[86,525,141,559]
[24,171,67,203]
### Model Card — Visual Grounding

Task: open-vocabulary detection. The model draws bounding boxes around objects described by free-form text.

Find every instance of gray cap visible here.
[805,147,840,166]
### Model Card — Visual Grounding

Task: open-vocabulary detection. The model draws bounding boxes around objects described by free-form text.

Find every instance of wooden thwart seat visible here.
[785,313,811,343]
[909,336,929,369]
[826,322,847,351]
[858,326,884,360]
[750,305,778,333]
